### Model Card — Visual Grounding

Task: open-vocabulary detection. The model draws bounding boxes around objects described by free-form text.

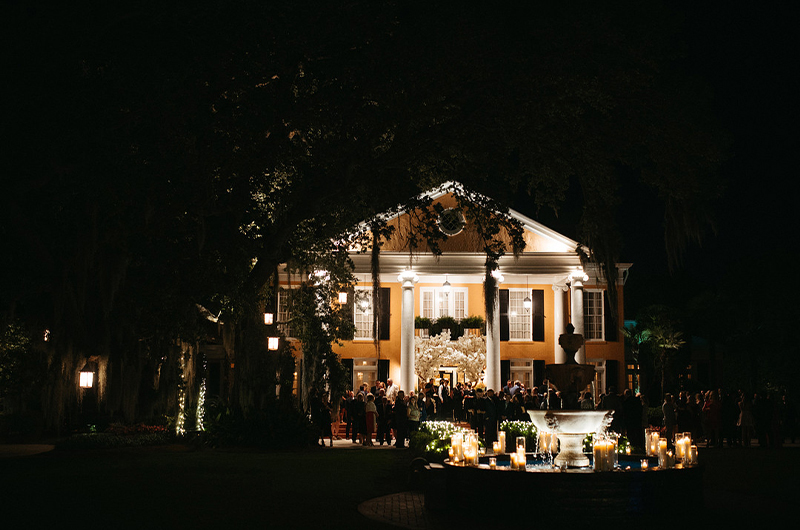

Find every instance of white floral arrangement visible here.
[414,331,486,382]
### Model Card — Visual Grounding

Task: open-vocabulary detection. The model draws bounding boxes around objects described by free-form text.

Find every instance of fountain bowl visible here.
[528,409,613,467]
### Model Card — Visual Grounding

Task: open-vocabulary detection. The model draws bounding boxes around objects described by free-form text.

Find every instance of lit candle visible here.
[641,459,649,470]
[689,445,698,465]
[489,457,497,469]
[658,438,667,468]
[497,431,506,454]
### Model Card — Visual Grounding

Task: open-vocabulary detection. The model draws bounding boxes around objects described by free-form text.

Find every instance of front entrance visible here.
[437,366,458,387]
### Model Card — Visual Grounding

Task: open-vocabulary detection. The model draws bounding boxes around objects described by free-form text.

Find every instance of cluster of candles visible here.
[645,428,698,468]
[592,434,618,472]
[491,430,507,455]
[674,432,698,464]
[449,432,481,466]
[508,436,527,470]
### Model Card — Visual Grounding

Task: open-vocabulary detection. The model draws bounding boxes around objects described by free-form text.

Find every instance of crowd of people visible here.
[661,389,796,449]
[310,378,797,451]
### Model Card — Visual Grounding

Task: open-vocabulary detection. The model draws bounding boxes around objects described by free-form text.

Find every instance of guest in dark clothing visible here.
[622,389,644,451]
[452,383,464,422]
[483,389,499,445]
[393,391,409,448]
[353,392,366,444]
[376,395,393,446]
[344,391,354,440]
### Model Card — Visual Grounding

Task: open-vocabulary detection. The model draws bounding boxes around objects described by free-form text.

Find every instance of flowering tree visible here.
[414,331,486,383]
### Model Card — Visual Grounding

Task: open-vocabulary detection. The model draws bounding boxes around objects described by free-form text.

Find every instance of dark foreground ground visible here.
[0,440,797,529]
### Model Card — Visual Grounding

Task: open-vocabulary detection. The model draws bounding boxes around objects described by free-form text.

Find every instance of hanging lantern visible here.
[442,274,451,293]
[338,292,348,304]
[264,312,274,325]
[268,337,280,350]
[523,295,532,311]
[79,363,95,388]
[523,275,531,311]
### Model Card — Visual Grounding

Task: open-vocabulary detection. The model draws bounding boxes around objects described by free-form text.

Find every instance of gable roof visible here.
[359,181,580,254]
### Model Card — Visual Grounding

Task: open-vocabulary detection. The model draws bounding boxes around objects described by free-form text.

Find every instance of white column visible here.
[398,269,419,393]
[570,269,588,364]
[485,271,503,392]
[553,284,567,364]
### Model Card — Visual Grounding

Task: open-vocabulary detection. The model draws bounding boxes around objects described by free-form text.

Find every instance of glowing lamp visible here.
[264,312,274,325]
[79,363,95,388]
[338,292,348,304]
[523,295,532,311]
[442,275,451,292]
[267,337,280,350]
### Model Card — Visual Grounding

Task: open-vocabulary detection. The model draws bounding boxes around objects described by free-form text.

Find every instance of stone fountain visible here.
[425,325,703,521]
[528,323,612,467]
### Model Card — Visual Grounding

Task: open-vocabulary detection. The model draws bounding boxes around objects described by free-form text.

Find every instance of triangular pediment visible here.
[363,181,578,255]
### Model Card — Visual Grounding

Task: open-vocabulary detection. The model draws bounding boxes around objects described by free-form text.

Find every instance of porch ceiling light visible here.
[442,275,451,292]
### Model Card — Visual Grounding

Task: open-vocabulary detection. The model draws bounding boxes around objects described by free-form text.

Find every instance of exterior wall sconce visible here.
[338,292,348,304]
[268,337,280,350]
[264,312,274,325]
[79,362,96,388]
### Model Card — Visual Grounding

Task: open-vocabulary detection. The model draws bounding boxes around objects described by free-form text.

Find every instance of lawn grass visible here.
[0,445,414,529]
[2,442,797,528]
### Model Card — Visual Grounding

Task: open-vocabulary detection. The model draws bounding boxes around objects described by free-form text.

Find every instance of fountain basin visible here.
[424,455,703,523]
[528,409,612,467]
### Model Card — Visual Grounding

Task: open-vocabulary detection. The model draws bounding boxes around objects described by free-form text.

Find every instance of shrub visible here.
[500,420,537,452]
[201,398,314,449]
[412,420,477,461]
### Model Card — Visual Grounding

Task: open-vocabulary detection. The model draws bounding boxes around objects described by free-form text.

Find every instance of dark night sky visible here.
[513,2,800,318]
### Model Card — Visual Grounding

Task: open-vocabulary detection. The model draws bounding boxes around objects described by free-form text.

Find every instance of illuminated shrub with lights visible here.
[582,432,630,454]
[500,420,538,452]
[410,420,478,461]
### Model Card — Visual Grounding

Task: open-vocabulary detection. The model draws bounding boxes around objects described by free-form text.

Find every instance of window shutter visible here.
[605,359,619,393]
[378,359,390,383]
[501,360,510,387]
[603,291,618,342]
[533,360,546,389]
[532,289,545,342]
[499,289,510,341]
[342,287,355,340]
[341,358,354,390]
[378,287,391,340]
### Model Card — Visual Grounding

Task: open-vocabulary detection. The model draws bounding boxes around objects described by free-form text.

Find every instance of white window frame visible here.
[510,359,533,389]
[353,287,375,340]
[420,287,468,320]
[353,358,378,390]
[583,290,604,341]
[508,288,532,341]
[277,289,296,339]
